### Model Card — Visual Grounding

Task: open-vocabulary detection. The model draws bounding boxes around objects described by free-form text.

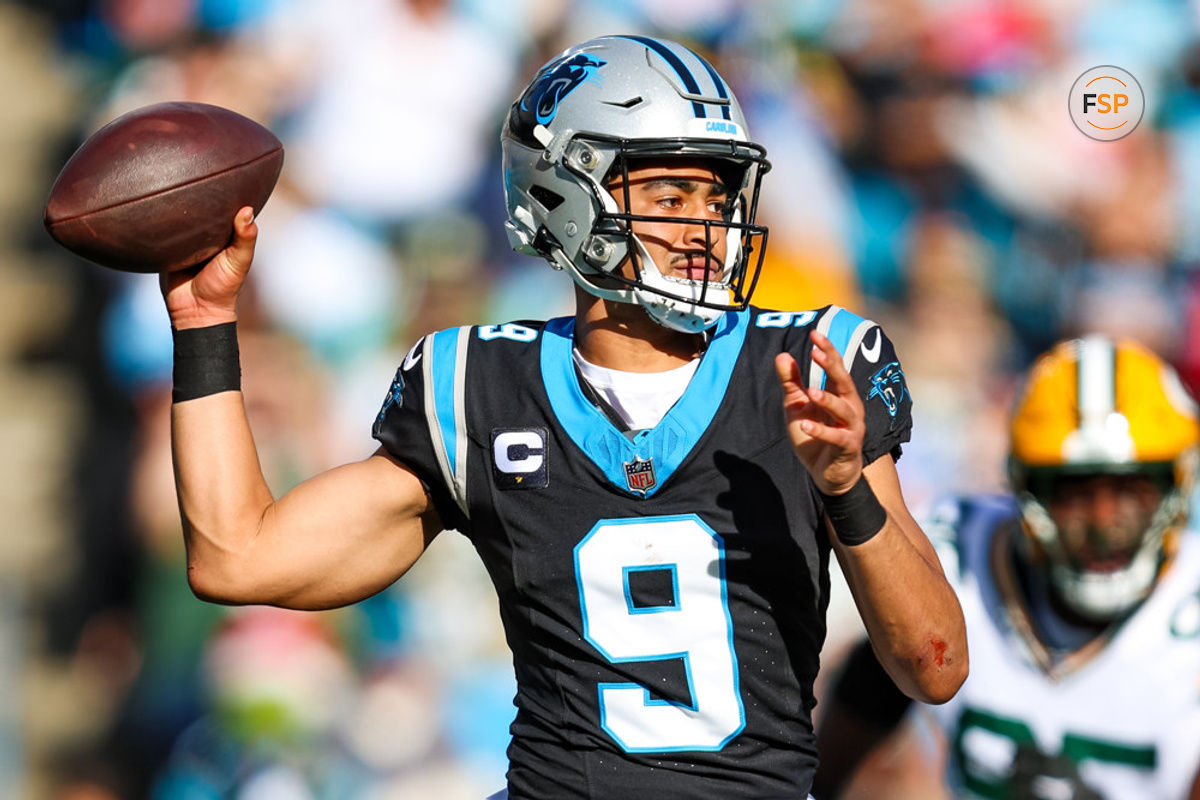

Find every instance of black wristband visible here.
[172,322,241,403]
[819,476,887,546]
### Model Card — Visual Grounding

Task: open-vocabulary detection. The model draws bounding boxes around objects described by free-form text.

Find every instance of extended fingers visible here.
[795,415,859,447]
[810,330,858,397]
[774,352,809,403]
[805,381,859,428]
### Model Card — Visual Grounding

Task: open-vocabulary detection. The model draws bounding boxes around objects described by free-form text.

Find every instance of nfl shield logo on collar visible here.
[623,456,657,495]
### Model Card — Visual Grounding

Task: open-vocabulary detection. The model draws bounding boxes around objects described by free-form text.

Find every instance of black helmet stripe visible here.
[618,35,708,118]
[693,53,733,121]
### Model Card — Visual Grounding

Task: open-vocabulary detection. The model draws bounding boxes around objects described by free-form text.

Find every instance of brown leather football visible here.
[44,102,284,273]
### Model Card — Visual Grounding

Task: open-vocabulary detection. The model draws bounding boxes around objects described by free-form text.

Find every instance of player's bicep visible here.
[214,449,441,610]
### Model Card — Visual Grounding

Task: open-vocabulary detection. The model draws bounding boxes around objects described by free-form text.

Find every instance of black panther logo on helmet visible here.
[510,53,607,144]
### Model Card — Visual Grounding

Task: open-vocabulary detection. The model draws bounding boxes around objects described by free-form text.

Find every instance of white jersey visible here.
[923,495,1200,800]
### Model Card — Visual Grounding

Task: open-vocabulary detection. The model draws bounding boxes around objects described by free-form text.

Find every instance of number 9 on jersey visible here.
[574,515,746,752]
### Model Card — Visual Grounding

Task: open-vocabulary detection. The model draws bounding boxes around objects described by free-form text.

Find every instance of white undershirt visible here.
[572,348,700,431]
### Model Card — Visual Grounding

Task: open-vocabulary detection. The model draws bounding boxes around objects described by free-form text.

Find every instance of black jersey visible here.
[373,305,913,799]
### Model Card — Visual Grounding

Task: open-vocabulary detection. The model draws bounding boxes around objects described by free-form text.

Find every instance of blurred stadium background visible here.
[3,0,1200,797]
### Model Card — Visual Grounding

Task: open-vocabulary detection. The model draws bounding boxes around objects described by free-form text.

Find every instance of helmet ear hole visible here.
[529,185,564,211]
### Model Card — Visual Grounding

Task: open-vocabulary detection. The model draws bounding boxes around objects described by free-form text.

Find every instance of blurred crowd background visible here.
[4,0,1200,797]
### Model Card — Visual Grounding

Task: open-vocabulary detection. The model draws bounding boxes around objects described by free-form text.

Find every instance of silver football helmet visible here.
[501,35,770,332]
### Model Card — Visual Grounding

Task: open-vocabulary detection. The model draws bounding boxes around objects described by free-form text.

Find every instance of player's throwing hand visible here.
[161,206,257,331]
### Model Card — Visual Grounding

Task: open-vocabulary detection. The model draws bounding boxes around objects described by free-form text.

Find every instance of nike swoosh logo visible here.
[403,338,424,371]
[861,328,882,363]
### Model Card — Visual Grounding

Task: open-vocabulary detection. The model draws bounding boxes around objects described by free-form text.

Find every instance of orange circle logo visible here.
[1069,66,1144,141]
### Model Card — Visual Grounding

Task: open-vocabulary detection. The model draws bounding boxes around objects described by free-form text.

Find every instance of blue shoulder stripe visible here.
[423,326,472,516]
[808,306,877,390]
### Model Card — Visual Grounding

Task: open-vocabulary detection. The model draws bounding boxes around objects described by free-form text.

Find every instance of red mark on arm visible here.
[931,638,948,667]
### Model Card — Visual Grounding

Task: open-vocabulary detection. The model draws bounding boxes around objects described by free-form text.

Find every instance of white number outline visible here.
[574,514,746,753]
[755,310,818,328]
[478,323,538,342]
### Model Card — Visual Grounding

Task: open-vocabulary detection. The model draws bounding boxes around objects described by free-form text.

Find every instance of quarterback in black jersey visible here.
[164,36,966,800]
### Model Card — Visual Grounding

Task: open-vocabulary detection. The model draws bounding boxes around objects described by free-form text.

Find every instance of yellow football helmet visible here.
[1009,336,1200,621]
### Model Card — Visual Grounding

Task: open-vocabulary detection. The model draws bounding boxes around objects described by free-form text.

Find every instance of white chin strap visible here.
[629,231,737,333]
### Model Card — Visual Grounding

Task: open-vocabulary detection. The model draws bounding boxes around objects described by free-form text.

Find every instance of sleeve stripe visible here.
[809,305,876,389]
[423,327,471,518]
[841,319,877,375]
[452,326,471,511]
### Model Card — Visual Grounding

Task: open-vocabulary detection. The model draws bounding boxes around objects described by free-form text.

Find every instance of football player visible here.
[163,35,966,799]
[812,336,1200,800]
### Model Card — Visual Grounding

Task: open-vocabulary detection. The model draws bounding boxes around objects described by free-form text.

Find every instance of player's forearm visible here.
[836,520,968,705]
[171,391,276,603]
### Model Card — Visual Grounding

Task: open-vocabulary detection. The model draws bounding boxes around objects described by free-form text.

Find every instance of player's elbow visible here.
[913,664,968,706]
[187,561,241,605]
[905,636,968,705]
[181,509,285,606]
[185,552,263,606]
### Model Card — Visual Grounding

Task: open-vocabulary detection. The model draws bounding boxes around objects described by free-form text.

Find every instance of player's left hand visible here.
[774,330,865,496]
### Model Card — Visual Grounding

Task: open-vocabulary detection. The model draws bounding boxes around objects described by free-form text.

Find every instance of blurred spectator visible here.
[249,0,519,225]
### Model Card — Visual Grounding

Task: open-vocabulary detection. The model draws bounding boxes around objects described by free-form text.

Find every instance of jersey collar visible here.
[540,309,749,497]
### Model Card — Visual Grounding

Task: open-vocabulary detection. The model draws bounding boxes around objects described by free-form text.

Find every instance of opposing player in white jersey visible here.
[813,336,1200,800]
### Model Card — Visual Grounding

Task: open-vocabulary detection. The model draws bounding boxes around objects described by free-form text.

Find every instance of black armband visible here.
[820,476,887,546]
[172,322,241,403]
